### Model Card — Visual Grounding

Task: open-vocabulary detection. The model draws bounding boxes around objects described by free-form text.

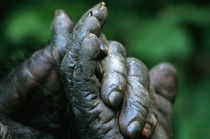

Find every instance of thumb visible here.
[51,10,74,67]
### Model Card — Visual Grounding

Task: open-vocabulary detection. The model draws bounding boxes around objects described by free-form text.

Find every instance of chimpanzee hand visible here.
[61,32,177,139]
[0,3,108,138]
[0,2,127,138]
[60,3,159,138]
[0,9,74,138]
[0,2,177,139]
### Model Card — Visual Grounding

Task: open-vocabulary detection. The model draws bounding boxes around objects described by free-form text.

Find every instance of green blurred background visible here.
[0,0,210,138]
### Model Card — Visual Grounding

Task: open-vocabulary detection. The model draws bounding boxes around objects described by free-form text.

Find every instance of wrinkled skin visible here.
[0,9,73,139]
[0,3,177,139]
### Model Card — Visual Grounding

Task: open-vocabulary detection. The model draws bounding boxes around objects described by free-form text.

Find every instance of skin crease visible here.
[119,58,157,139]
[0,2,177,139]
[0,9,74,139]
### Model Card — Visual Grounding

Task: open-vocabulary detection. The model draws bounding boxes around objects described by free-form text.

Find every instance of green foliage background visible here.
[0,0,210,138]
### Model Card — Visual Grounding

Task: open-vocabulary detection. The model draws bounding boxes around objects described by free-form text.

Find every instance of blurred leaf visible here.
[4,1,90,44]
[128,17,192,65]
[174,75,210,139]
[5,9,51,43]
[204,25,210,53]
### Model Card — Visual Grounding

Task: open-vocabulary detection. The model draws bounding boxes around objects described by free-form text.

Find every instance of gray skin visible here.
[150,63,178,139]
[60,3,177,139]
[0,2,177,139]
[0,9,74,139]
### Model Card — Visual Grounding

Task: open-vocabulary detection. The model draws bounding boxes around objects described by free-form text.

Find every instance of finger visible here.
[74,33,100,81]
[91,2,107,26]
[150,94,173,139]
[0,11,73,115]
[149,63,177,138]
[142,86,158,138]
[51,10,74,67]
[151,123,170,139]
[94,34,108,81]
[68,2,108,45]
[155,94,172,121]
[155,93,173,136]
[149,63,177,103]
[66,33,123,138]
[119,57,150,138]
[61,2,108,82]
[101,41,127,109]
[76,2,107,30]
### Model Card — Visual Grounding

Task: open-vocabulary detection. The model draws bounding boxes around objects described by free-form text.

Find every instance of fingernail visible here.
[100,5,108,23]
[127,121,142,138]
[142,123,152,138]
[91,3,107,25]
[108,91,122,109]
